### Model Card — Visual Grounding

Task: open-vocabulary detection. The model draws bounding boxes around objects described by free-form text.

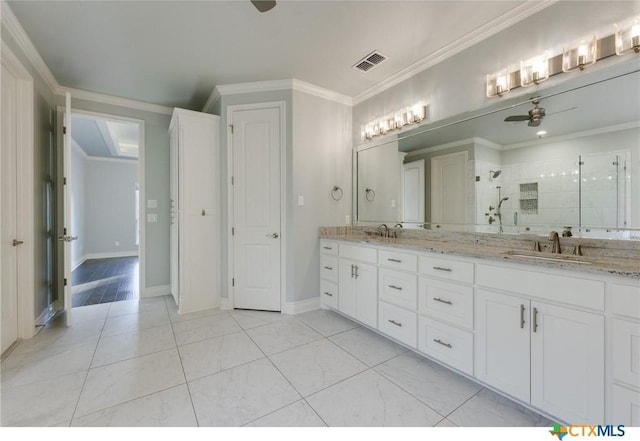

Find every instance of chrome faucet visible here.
[549,231,561,254]
[377,224,389,238]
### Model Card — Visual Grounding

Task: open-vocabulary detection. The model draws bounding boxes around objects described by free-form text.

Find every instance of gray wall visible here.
[84,159,139,255]
[70,145,86,268]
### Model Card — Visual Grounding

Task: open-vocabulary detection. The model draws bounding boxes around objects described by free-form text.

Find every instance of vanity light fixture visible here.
[486,69,511,97]
[562,35,597,72]
[361,103,427,141]
[615,16,640,54]
[520,52,550,86]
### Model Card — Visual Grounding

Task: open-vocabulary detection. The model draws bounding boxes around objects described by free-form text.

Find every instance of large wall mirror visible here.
[355,62,640,239]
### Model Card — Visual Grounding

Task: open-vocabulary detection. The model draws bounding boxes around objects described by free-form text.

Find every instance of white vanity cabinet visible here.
[475,264,605,424]
[338,244,378,328]
[319,240,338,309]
[169,108,220,314]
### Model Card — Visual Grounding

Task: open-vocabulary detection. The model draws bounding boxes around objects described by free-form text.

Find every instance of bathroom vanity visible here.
[319,229,639,426]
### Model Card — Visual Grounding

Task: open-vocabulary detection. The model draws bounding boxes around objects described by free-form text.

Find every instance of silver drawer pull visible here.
[387,258,402,263]
[323,266,333,270]
[388,319,402,327]
[323,292,333,297]
[433,297,453,305]
[323,246,333,250]
[433,339,452,349]
[433,266,452,272]
[388,285,403,290]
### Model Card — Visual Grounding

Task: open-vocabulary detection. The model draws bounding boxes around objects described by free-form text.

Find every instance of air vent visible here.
[353,51,388,72]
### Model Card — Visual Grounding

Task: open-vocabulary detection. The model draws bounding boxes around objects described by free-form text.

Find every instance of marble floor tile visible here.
[375,351,482,415]
[71,385,197,427]
[179,331,264,381]
[11,319,103,355]
[91,324,176,367]
[75,348,185,417]
[230,309,292,330]
[72,302,112,323]
[435,418,458,427]
[0,371,86,426]
[296,309,360,337]
[446,388,553,427]
[168,307,227,324]
[329,326,407,367]
[171,312,241,346]
[306,370,443,427]
[1,341,96,388]
[270,339,367,397]
[245,400,326,427]
[189,358,300,426]
[246,319,323,356]
[108,297,168,318]
[101,308,170,338]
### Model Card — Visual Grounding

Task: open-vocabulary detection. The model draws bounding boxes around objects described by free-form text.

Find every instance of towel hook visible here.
[331,185,343,201]
[365,188,376,202]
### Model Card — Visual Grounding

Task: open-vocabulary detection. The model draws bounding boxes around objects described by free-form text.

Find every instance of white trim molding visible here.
[84,251,139,260]
[61,86,173,115]
[201,88,221,114]
[282,297,321,315]
[352,1,558,105]
[143,284,171,298]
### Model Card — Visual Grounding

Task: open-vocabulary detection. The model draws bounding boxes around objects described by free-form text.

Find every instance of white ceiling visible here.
[7,0,541,109]
[72,114,139,159]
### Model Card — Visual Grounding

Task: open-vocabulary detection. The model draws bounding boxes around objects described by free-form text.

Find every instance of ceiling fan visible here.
[251,1,276,13]
[504,98,577,127]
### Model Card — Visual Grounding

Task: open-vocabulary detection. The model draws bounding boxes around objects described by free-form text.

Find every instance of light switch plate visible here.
[147,213,158,223]
[147,199,158,209]
[297,195,304,206]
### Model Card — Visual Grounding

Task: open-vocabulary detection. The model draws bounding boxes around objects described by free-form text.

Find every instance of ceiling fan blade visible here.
[528,119,542,127]
[251,0,276,13]
[504,115,531,122]
[546,106,578,116]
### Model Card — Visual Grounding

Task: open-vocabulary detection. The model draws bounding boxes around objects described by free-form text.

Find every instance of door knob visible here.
[58,235,78,242]
[12,239,24,246]
[266,233,279,238]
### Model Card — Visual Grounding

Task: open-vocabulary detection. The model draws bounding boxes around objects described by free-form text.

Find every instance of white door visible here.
[338,259,357,319]
[431,151,467,228]
[531,301,604,423]
[232,107,281,311]
[61,93,75,325]
[1,64,19,353]
[475,289,531,403]
[402,160,425,225]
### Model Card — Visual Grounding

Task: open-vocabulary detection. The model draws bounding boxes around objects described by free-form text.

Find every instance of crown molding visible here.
[212,78,352,107]
[2,3,173,115]
[352,1,558,106]
[201,88,221,113]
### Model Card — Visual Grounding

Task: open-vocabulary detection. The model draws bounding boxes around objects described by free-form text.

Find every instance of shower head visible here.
[498,196,510,207]
[490,170,502,179]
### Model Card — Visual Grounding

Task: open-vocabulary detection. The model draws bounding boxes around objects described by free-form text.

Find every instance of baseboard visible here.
[282,297,320,315]
[142,284,171,298]
[35,303,56,326]
[220,298,233,310]
[84,250,139,260]
[72,255,87,271]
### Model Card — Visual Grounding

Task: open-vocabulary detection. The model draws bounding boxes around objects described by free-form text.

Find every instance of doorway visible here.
[431,151,468,229]
[61,110,144,309]
[228,102,285,312]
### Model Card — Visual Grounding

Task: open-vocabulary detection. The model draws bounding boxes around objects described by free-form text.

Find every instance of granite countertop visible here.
[320,233,640,280]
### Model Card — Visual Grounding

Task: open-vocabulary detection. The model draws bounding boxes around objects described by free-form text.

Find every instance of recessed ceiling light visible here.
[536,130,547,136]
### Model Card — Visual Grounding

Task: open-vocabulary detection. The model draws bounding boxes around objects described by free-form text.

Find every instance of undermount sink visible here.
[502,250,593,265]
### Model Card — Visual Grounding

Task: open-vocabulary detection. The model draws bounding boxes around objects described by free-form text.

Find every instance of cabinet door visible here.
[475,289,530,403]
[338,259,357,320]
[531,301,604,423]
[355,262,377,329]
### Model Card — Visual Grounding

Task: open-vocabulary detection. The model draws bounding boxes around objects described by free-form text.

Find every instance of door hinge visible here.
[229,124,234,134]
[232,278,235,287]
[232,227,235,235]
[231,176,234,185]
[63,126,67,135]
[63,177,67,185]
[64,227,67,235]
[64,278,67,286]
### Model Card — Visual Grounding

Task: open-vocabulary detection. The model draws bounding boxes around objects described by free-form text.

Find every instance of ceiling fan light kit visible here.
[486,13,639,99]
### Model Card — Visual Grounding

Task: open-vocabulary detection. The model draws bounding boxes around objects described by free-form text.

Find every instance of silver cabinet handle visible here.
[323,246,333,250]
[12,239,24,246]
[351,264,355,278]
[387,258,402,263]
[388,319,402,327]
[388,285,402,290]
[323,266,333,270]
[533,307,539,333]
[266,233,279,238]
[520,304,526,329]
[323,292,333,297]
[433,266,452,272]
[433,297,453,305]
[354,265,359,279]
[433,339,452,349]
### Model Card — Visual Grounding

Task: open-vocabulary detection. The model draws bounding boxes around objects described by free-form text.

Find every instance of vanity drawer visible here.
[321,255,338,283]
[611,384,640,427]
[419,255,474,284]
[379,249,418,272]
[340,243,377,264]
[379,268,418,310]
[378,301,417,348]
[320,280,338,309]
[320,240,338,256]
[419,277,473,330]
[418,316,473,376]
[611,283,640,320]
[612,318,640,388]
